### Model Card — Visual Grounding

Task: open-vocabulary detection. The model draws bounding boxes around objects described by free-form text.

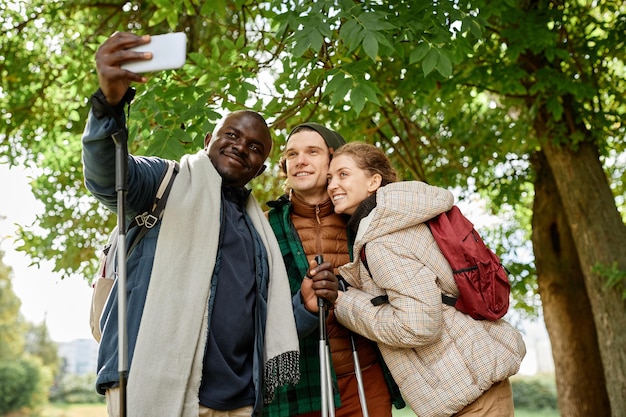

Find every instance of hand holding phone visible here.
[121,32,187,73]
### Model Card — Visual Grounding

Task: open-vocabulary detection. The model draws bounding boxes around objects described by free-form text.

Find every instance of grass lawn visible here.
[514,409,561,417]
[36,403,107,417]
[393,405,418,416]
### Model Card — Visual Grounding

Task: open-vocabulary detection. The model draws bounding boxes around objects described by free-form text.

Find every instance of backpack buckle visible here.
[144,214,158,228]
[134,212,147,227]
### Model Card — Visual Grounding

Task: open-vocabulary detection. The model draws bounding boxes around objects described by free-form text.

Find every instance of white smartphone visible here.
[121,32,187,73]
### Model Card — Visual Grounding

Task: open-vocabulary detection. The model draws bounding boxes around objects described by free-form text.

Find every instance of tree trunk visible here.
[532,151,611,416]
[541,138,626,416]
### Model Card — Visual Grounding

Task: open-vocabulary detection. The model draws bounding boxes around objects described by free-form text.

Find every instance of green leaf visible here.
[69,110,81,122]
[242,81,256,92]
[183,0,198,15]
[350,86,366,115]
[236,85,249,105]
[363,33,379,61]
[325,74,352,107]
[437,53,453,78]
[339,19,363,52]
[165,133,189,157]
[200,0,228,17]
[167,10,179,30]
[359,82,381,106]
[410,43,429,65]
[292,34,311,57]
[188,52,209,67]
[358,11,395,31]
[148,9,169,26]
[308,29,324,52]
[422,49,439,76]
[546,95,563,120]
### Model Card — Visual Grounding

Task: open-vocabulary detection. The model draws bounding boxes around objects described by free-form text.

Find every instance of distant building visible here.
[519,318,555,375]
[58,338,99,376]
[533,329,555,374]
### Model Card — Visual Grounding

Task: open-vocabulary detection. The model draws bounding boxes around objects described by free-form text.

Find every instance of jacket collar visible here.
[289,191,335,219]
[347,192,377,238]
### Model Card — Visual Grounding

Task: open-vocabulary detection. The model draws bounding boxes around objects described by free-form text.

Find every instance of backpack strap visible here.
[360,244,389,306]
[360,243,455,307]
[441,293,457,307]
[359,244,369,272]
[101,226,119,278]
[127,160,179,256]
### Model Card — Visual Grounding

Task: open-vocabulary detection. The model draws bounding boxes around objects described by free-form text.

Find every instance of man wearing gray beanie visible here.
[265,123,403,417]
[291,122,346,153]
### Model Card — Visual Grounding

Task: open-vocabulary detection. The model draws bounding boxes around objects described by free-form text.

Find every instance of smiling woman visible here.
[0,164,95,343]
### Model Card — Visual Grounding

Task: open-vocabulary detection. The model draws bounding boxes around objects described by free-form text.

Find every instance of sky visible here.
[0,163,95,343]
[0,162,550,374]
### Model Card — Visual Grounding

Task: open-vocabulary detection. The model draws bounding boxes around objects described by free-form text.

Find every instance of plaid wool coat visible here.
[335,181,526,417]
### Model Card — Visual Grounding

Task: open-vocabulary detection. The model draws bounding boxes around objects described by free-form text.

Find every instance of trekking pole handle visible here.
[315,255,325,310]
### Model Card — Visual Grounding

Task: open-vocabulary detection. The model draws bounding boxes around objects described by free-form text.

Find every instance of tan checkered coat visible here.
[335,181,526,417]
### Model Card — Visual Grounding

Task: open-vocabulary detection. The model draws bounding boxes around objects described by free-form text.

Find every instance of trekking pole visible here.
[112,127,129,417]
[315,255,335,417]
[324,337,335,417]
[350,331,369,416]
[338,280,369,417]
[318,293,329,417]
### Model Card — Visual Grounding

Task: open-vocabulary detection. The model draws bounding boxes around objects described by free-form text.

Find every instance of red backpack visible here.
[360,205,511,321]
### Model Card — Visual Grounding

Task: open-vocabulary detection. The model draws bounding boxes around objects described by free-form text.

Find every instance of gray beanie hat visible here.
[287,122,346,153]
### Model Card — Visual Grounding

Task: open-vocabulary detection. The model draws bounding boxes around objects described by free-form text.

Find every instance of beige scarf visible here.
[127,150,299,416]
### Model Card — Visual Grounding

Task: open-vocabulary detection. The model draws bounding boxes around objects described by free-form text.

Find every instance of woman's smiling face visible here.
[327,154,380,215]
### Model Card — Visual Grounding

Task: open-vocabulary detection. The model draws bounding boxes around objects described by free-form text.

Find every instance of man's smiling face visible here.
[284,130,331,203]
[206,111,272,187]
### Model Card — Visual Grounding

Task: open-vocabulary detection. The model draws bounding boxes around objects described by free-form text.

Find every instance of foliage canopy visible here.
[1,0,624,313]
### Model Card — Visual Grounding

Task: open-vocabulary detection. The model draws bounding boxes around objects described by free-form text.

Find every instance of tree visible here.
[25,321,61,377]
[1,0,625,414]
[0,248,49,413]
[473,3,626,412]
[532,151,610,415]
[0,248,25,360]
[0,358,42,415]
[261,1,626,412]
